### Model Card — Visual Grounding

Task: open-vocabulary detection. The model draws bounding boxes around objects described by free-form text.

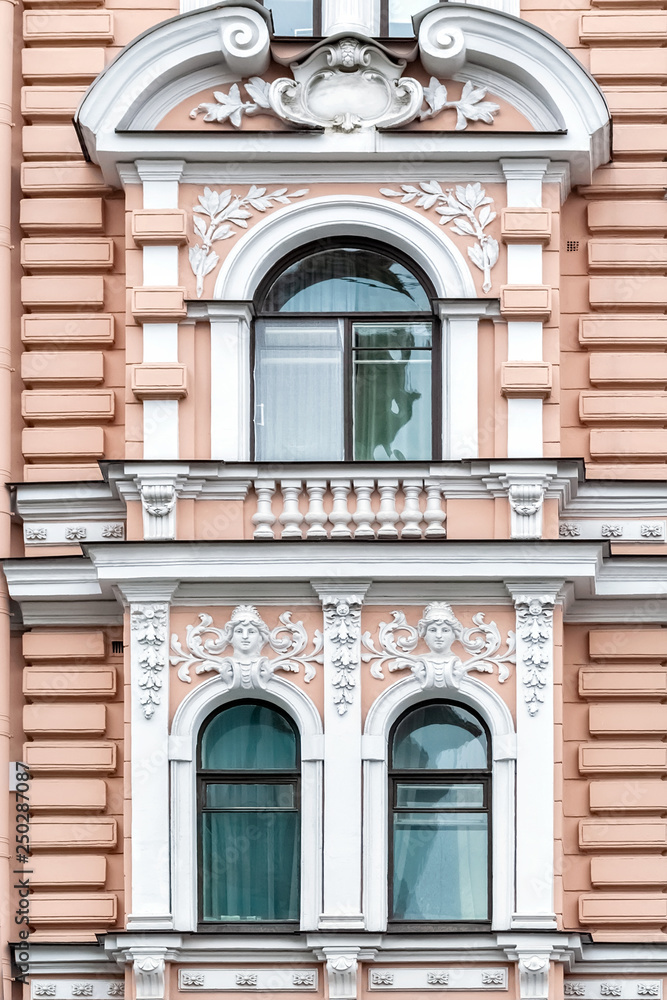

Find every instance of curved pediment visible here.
[75,0,610,185]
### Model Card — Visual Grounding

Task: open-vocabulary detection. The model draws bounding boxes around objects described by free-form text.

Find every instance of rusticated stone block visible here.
[131,286,187,322]
[499,285,552,320]
[22,351,104,385]
[580,819,667,850]
[500,361,552,398]
[29,778,107,812]
[23,665,116,697]
[22,389,115,423]
[23,630,106,661]
[23,426,105,460]
[23,741,116,773]
[22,314,114,345]
[24,11,114,45]
[30,856,107,889]
[501,208,552,244]
[579,893,667,924]
[21,238,114,271]
[131,363,188,399]
[29,893,117,926]
[23,703,106,736]
[131,209,188,246]
[21,275,104,310]
[30,817,117,850]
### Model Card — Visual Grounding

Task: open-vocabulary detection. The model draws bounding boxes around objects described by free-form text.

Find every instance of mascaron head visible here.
[224,604,271,656]
[417,602,464,643]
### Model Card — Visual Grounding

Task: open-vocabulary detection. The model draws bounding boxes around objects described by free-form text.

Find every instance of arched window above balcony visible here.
[253,242,438,463]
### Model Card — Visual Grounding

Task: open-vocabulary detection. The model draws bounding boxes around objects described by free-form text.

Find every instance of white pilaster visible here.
[437,300,498,460]
[322,0,378,35]
[502,160,548,459]
[312,582,370,929]
[208,303,253,461]
[506,583,560,930]
[137,161,185,461]
[123,582,176,929]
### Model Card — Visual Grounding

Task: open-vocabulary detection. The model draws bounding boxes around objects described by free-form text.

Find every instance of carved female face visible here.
[230,622,265,659]
[423,620,456,656]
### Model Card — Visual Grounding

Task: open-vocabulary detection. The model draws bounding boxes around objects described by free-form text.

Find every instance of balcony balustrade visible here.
[249,468,447,540]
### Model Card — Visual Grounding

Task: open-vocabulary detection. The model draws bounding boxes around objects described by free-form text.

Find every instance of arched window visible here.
[389,702,491,927]
[254,241,438,462]
[198,702,300,926]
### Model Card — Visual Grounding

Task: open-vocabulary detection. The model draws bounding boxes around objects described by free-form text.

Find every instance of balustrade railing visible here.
[250,473,446,540]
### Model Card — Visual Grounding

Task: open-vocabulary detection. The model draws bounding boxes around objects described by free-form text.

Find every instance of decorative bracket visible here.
[517,955,551,1000]
[323,950,359,1000]
[132,956,166,1000]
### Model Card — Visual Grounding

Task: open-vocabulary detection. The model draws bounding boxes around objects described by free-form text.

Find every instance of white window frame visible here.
[169,675,324,931]
[362,674,517,931]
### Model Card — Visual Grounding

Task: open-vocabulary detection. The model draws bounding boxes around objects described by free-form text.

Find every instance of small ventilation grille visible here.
[566,240,580,251]
[111,641,124,655]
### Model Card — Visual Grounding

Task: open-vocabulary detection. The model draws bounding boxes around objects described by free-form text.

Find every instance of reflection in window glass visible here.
[262,248,430,313]
[392,812,488,920]
[392,703,488,770]
[353,323,432,461]
[387,0,433,36]
[264,0,314,36]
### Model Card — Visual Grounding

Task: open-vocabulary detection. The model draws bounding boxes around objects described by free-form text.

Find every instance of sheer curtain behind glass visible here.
[200,703,300,923]
[256,247,433,461]
[391,704,489,923]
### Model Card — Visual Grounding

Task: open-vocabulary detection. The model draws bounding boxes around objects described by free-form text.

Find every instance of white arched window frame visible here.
[201,194,490,464]
[362,674,516,931]
[169,675,324,931]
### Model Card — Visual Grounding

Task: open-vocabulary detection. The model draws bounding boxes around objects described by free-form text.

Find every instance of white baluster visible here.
[252,479,277,539]
[400,479,424,538]
[330,481,352,538]
[279,479,304,538]
[305,479,328,538]
[424,479,447,537]
[376,479,399,538]
[352,479,376,538]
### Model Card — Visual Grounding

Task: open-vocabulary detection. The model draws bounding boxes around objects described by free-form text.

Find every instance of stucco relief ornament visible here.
[515,596,553,716]
[380,182,499,292]
[189,37,499,135]
[189,185,308,297]
[131,604,168,720]
[362,602,515,689]
[170,605,322,689]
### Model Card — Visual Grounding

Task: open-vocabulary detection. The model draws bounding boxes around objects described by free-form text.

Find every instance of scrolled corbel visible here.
[218,8,270,77]
[418,9,467,77]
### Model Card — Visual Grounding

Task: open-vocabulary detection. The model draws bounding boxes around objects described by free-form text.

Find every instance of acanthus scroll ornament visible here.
[170,605,322,689]
[131,604,168,721]
[380,182,499,292]
[362,602,515,689]
[515,596,554,717]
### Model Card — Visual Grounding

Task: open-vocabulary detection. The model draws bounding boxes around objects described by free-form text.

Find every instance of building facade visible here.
[2,2,667,1000]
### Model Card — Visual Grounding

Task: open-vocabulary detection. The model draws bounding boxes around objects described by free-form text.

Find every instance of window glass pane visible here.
[396,783,484,809]
[392,813,488,920]
[392,704,488,770]
[264,0,313,36]
[353,323,431,461]
[388,0,432,36]
[254,319,344,461]
[206,783,296,809]
[202,811,299,921]
[262,248,430,313]
[201,704,297,771]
